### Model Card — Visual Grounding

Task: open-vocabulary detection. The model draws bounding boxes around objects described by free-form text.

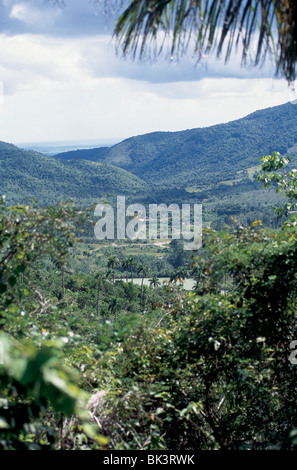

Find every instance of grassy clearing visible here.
[220,177,244,186]
[246,164,262,179]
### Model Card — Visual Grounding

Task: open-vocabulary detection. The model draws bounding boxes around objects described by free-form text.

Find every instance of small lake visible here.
[128,277,196,290]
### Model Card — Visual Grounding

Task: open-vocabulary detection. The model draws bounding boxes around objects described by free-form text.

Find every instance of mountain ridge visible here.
[1,101,296,227]
[53,101,297,189]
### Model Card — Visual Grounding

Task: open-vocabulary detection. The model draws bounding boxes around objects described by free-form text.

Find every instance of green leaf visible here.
[0,418,10,429]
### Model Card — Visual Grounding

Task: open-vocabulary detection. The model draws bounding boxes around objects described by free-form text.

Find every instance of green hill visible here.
[0,141,148,205]
[52,146,109,161]
[2,101,297,227]
[54,101,297,189]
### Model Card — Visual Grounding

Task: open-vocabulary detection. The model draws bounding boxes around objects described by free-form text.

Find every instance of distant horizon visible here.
[15,137,124,147]
[14,137,124,156]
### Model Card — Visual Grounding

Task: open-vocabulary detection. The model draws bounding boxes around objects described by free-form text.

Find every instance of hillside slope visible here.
[0,141,148,205]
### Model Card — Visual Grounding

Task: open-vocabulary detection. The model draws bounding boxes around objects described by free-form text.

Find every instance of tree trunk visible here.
[62,269,65,299]
[97,278,101,320]
[141,277,145,310]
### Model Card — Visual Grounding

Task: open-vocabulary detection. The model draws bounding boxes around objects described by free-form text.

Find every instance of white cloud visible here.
[10,2,61,25]
[0,73,296,144]
[0,5,295,144]
[0,34,97,94]
[0,31,282,99]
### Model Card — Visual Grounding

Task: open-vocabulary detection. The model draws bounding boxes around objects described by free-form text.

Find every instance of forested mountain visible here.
[54,101,297,189]
[0,141,148,205]
[1,101,296,225]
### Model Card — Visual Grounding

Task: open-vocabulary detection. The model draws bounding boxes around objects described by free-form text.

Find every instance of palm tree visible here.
[108,296,122,322]
[106,269,113,282]
[52,258,72,299]
[170,266,189,283]
[95,273,104,320]
[191,264,202,280]
[137,263,149,306]
[122,257,131,282]
[149,274,160,288]
[122,255,135,282]
[107,255,119,284]
[114,0,297,83]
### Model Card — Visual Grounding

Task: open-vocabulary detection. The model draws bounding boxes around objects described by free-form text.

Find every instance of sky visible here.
[0,0,296,145]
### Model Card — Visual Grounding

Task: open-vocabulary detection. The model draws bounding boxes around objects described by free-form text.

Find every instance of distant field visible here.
[246,165,262,179]
[220,177,244,186]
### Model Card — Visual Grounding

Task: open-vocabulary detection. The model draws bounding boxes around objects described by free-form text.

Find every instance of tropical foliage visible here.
[114,0,297,82]
[1,152,297,449]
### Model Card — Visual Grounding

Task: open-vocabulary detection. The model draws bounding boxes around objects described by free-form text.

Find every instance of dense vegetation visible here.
[2,152,297,449]
[0,141,148,206]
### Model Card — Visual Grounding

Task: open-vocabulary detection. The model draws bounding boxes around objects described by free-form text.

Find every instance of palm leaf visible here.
[113,0,297,82]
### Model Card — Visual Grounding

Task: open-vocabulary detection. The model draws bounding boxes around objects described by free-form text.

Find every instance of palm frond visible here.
[113,0,297,82]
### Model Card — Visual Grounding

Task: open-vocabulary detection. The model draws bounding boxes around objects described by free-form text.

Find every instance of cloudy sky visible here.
[0,0,296,145]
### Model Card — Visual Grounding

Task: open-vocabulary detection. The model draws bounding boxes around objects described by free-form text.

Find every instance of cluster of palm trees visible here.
[169,266,189,283]
[107,254,193,287]
[96,254,197,320]
[107,254,159,288]
[106,255,135,283]
[102,254,162,318]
